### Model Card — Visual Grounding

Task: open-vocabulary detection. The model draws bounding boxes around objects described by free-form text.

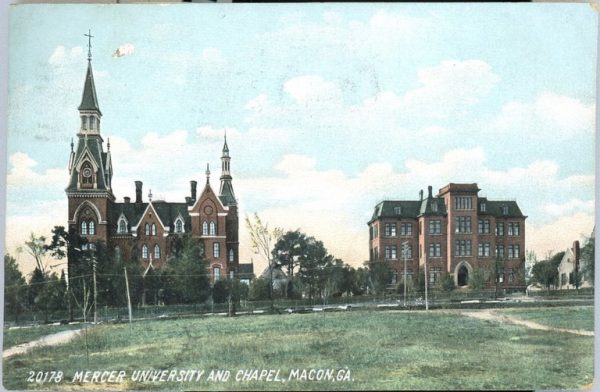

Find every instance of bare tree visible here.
[19,233,48,275]
[245,213,283,268]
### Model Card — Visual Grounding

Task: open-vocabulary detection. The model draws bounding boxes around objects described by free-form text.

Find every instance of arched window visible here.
[142,245,148,259]
[209,221,216,236]
[81,116,88,130]
[154,244,161,259]
[175,219,183,233]
[229,248,234,262]
[118,219,127,234]
[88,221,95,235]
[213,242,220,258]
[151,224,157,236]
[202,221,208,236]
[90,116,96,130]
[80,221,88,235]
[145,223,150,235]
[80,162,94,187]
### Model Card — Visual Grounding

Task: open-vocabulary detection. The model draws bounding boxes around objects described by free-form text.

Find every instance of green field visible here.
[496,306,594,332]
[3,324,84,350]
[3,308,594,391]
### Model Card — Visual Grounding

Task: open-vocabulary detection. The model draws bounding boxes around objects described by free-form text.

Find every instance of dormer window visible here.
[480,202,486,212]
[394,206,402,215]
[175,218,184,233]
[432,202,438,212]
[118,218,127,234]
[502,205,508,215]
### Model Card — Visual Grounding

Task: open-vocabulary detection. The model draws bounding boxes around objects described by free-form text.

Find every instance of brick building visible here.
[66,44,240,286]
[368,183,526,290]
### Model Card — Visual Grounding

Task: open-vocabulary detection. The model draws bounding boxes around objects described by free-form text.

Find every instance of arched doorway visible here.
[457,265,469,287]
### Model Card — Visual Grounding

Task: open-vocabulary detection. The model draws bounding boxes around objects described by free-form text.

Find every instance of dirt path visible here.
[461,309,594,337]
[3,328,84,359]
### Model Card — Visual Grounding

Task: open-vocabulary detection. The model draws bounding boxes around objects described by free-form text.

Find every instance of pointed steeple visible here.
[205,163,211,185]
[78,30,102,115]
[219,133,236,206]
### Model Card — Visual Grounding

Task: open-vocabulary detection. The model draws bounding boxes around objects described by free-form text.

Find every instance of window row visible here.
[454,197,472,210]
[142,244,161,259]
[81,115,99,130]
[384,245,413,260]
[383,223,413,237]
[455,216,471,233]
[202,221,217,236]
[496,269,516,283]
[455,240,472,256]
[478,219,490,234]
[80,220,96,235]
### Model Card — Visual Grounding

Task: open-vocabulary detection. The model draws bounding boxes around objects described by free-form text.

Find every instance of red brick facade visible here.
[368,183,527,290]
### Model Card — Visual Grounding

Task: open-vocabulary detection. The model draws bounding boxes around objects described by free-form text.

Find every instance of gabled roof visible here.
[78,61,102,114]
[110,201,193,235]
[66,135,110,192]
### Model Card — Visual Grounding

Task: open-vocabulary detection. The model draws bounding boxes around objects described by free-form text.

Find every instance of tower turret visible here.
[219,133,236,206]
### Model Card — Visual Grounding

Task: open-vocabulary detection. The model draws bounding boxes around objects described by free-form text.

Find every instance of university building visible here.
[368,183,526,289]
[66,42,242,285]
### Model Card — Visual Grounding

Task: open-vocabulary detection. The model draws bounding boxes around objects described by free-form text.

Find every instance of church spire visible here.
[78,29,102,130]
[219,133,236,206]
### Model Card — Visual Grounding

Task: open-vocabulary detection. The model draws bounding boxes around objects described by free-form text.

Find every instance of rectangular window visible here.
[428,243,442,257]
[385,245,397,260]
[508,269,515,283]
[405,245,413,259]
[497,269,504,283]
[384,223,397,237]
[400,223,412,236]
[508,245,520,259]
[508,222,520,236]
[213,267,221,281]
[454,240,472,256]
[480,202,486,212]
[454,197,472,210]
[429,267,442,283]
[213,242,220,258]
[496,245,505,259]
[429,220,441,234]
[478,243,490,257]
[478,219,490,234]
[496,223,504,236]
[455,216,472,233]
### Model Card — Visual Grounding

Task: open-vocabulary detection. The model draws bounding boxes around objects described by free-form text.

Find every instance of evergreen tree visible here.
[4,254,26,323]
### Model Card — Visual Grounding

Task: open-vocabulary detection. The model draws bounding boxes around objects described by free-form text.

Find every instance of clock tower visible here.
[65,30,114,248]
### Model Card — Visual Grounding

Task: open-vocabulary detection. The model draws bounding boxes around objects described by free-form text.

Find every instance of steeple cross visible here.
[84,29,94,61]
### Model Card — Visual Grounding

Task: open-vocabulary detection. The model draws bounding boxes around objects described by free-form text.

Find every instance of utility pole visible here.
[92,254,97,324]
[402,241,408,307]
[124,267,133,324]
[424,252,429,311]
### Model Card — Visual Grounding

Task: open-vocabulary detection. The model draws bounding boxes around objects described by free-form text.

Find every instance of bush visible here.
[440,273,455,291]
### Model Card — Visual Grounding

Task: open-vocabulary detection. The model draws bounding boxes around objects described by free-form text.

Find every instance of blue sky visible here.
[6,4,597,274]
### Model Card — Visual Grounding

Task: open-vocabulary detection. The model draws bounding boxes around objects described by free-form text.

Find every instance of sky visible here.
[5,3,597,277]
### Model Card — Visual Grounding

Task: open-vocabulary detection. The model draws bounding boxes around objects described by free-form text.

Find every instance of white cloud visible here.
[492,92,594,138]
[48,45,84,66]
[542,199,594,217]
[113,43,135,58]
[284,75,342,104]
[527,213,595,258]
[7,152,66,187]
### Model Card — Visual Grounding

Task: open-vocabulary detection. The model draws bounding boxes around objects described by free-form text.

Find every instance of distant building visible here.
[368,183,527,290]
[238,262,255,286]
[558,239,593,289]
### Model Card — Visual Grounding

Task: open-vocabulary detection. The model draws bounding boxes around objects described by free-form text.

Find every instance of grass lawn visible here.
[2,309,593,391]
[497,306,594,332]
[3,324,85,349]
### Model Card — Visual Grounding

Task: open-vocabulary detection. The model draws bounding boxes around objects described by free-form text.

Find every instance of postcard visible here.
[2,3,596,391]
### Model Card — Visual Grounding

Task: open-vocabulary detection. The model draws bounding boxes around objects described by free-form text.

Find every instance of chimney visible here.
[428,185,433,199]
[574,240,581,270]
[190,180,197,201]
[419,190,423,201]
[124,196,131,204]
[135,181,143,203]
[185,196,191,205]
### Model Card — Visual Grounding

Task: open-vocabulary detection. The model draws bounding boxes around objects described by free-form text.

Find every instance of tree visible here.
[160,235,210,304]
[531,251,564,290]
[21,233,48,274]
[525,250,538,284]
[272,230,307,279]
[248,277,271,301]
[4,254,26,323]
[469,267,486,290]
[352,267,369,296]
[245,213,283,304]
[581,235,595,284]
[326,260,356,297]
[368,261,392,297]
[440,272,455,292]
